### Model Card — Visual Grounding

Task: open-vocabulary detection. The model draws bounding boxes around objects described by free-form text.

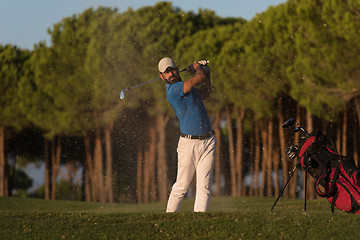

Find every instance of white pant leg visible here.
[166,137,196,212]
[194,135,216,212]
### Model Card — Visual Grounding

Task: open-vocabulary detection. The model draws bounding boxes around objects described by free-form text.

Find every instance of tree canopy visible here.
[1,0,360,200]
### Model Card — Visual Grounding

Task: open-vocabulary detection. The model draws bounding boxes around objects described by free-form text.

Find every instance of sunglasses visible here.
[164,67,178,73]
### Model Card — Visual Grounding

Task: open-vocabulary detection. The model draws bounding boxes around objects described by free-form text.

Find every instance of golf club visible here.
[120,68,188,100]
[294,126,310,136]
[282,117,309,136]
[282,118,297,129]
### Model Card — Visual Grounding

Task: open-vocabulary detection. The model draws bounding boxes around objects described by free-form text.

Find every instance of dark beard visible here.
[165,76,182,84]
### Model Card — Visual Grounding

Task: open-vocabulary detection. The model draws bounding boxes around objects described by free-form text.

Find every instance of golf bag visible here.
[295,129,360,214]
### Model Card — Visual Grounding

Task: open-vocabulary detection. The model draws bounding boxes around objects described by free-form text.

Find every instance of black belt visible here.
[180,130,215,140]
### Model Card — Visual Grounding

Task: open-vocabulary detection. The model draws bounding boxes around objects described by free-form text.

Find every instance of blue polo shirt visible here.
[166,81,212,135]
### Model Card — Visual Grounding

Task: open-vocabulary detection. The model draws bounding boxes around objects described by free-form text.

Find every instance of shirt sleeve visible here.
[168,82,184,98]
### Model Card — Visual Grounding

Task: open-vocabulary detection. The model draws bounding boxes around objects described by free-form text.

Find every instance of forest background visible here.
[1,0,360,204]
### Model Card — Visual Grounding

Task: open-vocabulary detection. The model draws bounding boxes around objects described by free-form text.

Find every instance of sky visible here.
[0,0,287,50]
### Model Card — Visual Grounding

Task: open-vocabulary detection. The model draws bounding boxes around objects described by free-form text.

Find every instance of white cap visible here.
[158,57,177,73]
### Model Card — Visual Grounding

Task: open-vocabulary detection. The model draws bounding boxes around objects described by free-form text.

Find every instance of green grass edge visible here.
[1,196,360,239]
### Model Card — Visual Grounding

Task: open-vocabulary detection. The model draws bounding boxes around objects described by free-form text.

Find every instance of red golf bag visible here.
[298,129,360,214]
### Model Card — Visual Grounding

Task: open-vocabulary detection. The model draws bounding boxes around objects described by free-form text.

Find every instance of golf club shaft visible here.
[123,77,160,92]
[123,68,187,92]
[271,163,299,211]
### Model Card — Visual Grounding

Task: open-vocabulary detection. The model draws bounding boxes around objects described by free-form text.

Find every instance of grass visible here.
[1,196,360,239]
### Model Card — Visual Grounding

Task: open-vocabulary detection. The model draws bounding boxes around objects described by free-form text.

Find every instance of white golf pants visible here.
[166,134,216,212]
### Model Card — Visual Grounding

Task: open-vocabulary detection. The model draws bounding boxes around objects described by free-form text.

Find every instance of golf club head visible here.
[285,145,299,160]
[120,90,125,100]
[282,118,297,129]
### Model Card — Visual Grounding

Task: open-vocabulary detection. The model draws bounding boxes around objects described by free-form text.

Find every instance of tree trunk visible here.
[289,105,301,198]
[156,115,169,202]
[0,126,3,196]
[277,100,288,197]
[249,131,254,196]
[254,122,261,197]
[149,126,157,202]
[0,126,8,197]
[336,121,341,154]
[65,162,77,183]
[305,111,314,200]
[353,125,359,166]
[44,139,50,200]
[355,99,360,165]
[143,125,157,203]
[260,121,268,197]
[266,119,273,197]
[84,133,93,202]
[136,143,143,203]
[143,144,150,204]
[226,106,236,196]
[355,99,360,154]
[273,138,280,197]
[235,107,245,196]
[342,111,347,156]
[214,110,222,196]
[51,136,61,200]
[94,126,105,202]
[51,139,56,200]
[104,122,114,203]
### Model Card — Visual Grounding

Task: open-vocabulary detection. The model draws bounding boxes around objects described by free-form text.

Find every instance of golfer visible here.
[158,57,216,212]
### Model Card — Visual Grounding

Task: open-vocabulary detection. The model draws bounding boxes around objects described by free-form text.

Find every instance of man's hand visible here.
[187,61,202,74]
[188,60,210,75]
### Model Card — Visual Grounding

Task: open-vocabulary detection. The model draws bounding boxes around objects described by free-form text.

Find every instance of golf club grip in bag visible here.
[297,130,360,214]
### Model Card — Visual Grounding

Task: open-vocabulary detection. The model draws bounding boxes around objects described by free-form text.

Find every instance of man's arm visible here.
[183,62,207,94]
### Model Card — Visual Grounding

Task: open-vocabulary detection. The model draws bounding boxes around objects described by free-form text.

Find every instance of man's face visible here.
[160,67,181,84]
